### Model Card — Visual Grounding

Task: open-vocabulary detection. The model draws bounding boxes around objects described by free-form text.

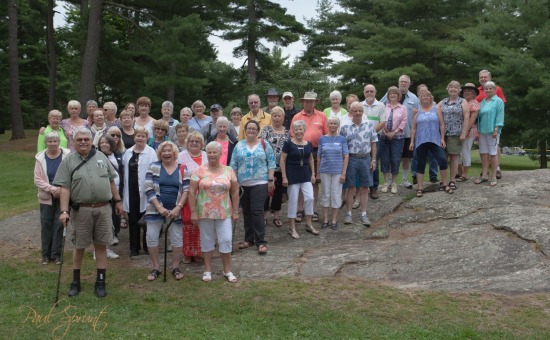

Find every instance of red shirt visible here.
[290,109,328,148]
[476,85,506,103]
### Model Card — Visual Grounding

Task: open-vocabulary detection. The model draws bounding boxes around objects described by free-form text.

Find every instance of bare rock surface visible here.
[3,169,549,293]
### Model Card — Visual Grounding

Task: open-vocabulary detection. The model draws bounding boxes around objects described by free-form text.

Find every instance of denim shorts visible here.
[345,156,373,188]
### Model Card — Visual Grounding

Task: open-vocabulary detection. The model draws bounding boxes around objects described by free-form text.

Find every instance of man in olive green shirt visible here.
[54,128,123,298]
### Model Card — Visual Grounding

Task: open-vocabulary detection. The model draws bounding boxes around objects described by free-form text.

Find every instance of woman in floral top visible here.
[259,106,290,228]
[189,142,240,283]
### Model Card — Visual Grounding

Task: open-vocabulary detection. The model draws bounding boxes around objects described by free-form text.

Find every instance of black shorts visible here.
[401,137,413,158]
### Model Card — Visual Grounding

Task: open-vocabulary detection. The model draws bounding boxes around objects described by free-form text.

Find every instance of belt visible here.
[79,201,110,208]
[349,153,370,158]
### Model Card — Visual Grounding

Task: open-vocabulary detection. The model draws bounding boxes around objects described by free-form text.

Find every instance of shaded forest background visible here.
[1,0,549,166]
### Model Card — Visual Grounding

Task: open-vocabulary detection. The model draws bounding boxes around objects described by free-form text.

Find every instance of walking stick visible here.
[54,222,67,306]
[163,218,174,282]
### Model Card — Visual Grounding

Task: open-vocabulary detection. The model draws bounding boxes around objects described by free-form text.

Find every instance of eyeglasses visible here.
[110,134,121,138]
[189,140,201,144]
[246,127,258,131]
[248,101,259,105]
[364,90,375,93]
[154,128,167,131]
[75,138,90,142]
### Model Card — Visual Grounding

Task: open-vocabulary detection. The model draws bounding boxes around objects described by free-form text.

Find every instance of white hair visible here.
[205,141,222,153]
[73,127,92,140]
[329,90,342,100]
[216,116,230,127]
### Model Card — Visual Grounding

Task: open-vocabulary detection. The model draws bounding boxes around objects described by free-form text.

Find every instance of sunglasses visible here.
[110,134,121,138]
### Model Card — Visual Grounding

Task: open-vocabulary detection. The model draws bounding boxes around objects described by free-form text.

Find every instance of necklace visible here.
[297,144,304,167]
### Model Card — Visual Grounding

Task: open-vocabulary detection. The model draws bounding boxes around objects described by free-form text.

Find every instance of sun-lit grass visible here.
[0,130,38,220]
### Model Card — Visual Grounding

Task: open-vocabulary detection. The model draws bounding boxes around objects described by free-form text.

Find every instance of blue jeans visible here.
[40,200,63,259]
[412,149,439,180]
[379,137,404,176]
[415,143,448,174]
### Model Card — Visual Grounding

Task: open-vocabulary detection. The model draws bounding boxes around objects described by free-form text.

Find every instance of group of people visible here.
[33,70,505,297]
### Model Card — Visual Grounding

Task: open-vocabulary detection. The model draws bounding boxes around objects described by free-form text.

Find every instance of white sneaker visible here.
[344,214,353,224]
[112,235,119,246]
[380,184,389,193]
[400,180,413,189]
[391,183,398,194]
[352,201,360,209]
[107,249,120,259]
[360,215,371,227]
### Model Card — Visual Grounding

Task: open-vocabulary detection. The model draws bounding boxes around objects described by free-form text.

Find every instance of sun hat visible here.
[300,91,320,102]
[460,83,480,97]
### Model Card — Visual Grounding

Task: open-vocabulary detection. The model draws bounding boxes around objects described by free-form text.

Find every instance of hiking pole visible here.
[163,218,174,282]
[54,220,68,306]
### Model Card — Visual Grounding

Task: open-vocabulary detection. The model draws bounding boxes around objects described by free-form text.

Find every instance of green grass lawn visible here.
[2,257,550,339]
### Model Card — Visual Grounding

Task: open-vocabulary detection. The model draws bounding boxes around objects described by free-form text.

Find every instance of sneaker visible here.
[400,180,413,189]
[107,249,120,259]
[112,235,119,246]
[68,281,81,297]
[390,183,398,194]
[344,214,353,224]
[94,281,107,298]
[352,201,360,209]
[360,215,371,227]
[380,184,389,193]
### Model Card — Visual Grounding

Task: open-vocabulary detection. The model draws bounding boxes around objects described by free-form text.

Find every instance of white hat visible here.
[282,91,293,98]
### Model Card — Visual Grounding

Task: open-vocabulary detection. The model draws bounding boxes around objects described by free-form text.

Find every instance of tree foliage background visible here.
[2,0,549,164]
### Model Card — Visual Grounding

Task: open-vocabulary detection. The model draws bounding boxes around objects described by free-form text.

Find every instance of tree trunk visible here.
[7,0,25,139]
[166,62,176,102]
[247,0,257,83]
[539,139,547,169]
[46,0,57,111]
[78,0,104,117]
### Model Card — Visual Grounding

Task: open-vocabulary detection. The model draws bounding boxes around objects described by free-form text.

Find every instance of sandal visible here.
[321,222,330,229]
[331,223,338,230]
[305,224,320,235]
[445,185,454,194]
[490,179,497,187]
[474,177,488,184]
[147,269,161,281]
[295,211,304,223]
[41,257,49,265]
[273,219,283,228]
[448,181,457,190]
[237,241,254,250]
[258,244,267,255]
[416,189,423,197]
[120,217,128,229]
[172,267,184,280]
[202,272,212,282]
[455,175,467,182]
[312,212,320,222]
[223,271,238,283]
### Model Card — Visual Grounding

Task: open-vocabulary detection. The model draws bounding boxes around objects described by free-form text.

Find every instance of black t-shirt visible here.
[283,106,300,130]
[121,129,135,149]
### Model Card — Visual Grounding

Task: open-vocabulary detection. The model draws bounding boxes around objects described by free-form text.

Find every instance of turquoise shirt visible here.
[478,96,504,134]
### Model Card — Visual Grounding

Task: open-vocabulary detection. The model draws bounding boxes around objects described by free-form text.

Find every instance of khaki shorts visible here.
[445,136,462,155]
[71,204,113,248]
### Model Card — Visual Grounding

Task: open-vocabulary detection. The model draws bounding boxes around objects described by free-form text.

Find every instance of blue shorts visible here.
[345,156,373,188]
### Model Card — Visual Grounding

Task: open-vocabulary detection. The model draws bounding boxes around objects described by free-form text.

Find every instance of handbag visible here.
[180,165,192,224]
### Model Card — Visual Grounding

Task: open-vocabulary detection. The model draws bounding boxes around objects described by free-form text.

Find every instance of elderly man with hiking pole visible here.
[54,127,123,298]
